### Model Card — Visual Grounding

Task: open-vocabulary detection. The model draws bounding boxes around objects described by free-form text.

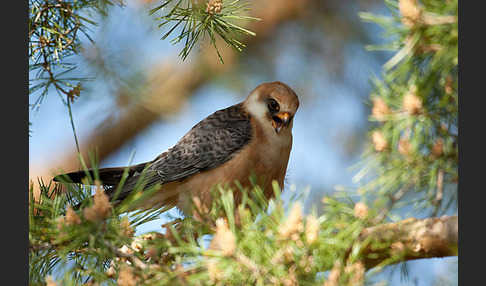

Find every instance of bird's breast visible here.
[175,134,292,215]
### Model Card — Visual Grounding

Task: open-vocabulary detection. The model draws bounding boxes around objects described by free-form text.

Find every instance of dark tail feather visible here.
[55,162,150,210]
[53,163,148,186]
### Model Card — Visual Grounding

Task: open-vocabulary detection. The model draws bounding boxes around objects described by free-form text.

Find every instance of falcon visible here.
[55,81,299,214]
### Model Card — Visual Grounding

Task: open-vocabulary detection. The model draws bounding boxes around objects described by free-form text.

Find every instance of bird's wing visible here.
[123,103,253,192]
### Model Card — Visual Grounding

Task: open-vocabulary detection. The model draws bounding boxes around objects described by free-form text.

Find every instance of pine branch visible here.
[356,0,458,215]
[30,174,458,285]
[29,0,121,108]
[150,0,259,63]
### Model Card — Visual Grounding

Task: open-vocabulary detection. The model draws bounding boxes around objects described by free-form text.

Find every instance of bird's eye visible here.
[267,98,280,112]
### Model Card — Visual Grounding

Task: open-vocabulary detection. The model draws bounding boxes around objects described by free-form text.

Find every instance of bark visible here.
[359,215,458,269]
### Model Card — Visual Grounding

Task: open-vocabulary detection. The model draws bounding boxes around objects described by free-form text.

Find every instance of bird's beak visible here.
[272,112,291,133]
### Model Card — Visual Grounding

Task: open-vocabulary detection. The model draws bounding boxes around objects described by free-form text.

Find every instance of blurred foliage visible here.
[356,0,458,218]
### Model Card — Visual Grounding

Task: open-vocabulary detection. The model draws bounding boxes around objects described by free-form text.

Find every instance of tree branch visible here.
[360,215,458,269]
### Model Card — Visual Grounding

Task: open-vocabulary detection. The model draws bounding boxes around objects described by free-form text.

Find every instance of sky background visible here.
[29,1,457,284]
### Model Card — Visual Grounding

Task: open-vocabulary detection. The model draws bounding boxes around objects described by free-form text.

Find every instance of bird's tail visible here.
[53,163,148,186]
[53,163,149,209]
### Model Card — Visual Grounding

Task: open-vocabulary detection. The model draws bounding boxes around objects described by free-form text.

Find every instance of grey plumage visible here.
[55,103,253,202]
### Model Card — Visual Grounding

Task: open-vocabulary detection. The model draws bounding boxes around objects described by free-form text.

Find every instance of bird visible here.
[54,81,299,215]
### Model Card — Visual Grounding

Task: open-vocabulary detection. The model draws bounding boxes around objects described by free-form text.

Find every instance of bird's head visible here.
[244,81,300,135]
